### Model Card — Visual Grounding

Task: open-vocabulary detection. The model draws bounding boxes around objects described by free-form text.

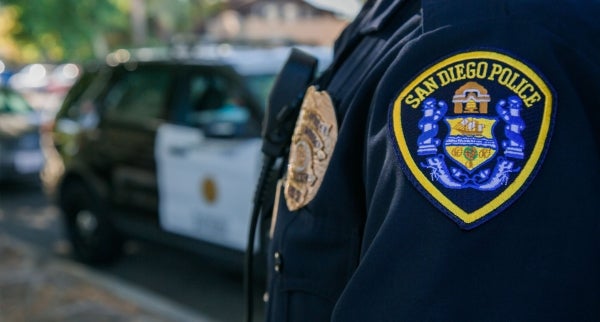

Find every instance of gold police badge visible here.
[284,86,338,211]
[391,50,555,229]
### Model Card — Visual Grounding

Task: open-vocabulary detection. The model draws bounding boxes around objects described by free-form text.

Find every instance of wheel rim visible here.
[75,209,98,239]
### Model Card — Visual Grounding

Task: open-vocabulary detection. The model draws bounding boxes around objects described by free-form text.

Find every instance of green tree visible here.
[1,0,130,63]
[143,0,225,44]
[0,0,226,64]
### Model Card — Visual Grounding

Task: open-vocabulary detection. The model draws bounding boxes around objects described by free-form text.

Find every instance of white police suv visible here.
[51,44,331,266]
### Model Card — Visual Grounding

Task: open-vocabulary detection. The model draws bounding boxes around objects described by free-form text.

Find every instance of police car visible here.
[51,44,331,266]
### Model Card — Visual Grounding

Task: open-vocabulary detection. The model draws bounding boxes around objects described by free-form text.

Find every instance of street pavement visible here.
[0,233,216,322]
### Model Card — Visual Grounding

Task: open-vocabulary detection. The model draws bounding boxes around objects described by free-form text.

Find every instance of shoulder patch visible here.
[390,50,555,229]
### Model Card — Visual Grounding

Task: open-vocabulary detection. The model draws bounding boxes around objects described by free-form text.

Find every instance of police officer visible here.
[265,0,599,321]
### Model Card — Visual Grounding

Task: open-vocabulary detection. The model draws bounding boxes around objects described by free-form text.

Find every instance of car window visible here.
[104,67,171,122]
[185,73,252,137]
[243,74,276,110]
[60,68,111,128]
[0,89,33,114]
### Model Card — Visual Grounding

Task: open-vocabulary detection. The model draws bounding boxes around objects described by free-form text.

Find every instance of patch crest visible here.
[285,86,338,211]
[391,50,555,229]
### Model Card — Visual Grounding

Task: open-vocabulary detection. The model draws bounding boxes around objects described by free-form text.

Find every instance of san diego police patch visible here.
[391,50,555,229]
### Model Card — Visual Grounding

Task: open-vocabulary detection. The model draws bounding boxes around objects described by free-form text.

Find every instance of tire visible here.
[60,180,123,265]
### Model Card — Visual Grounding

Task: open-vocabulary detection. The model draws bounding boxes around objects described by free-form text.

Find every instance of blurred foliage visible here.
[0,0,225,65]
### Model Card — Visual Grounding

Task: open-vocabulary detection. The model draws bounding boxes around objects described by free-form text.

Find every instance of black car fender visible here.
[57,160,110,212]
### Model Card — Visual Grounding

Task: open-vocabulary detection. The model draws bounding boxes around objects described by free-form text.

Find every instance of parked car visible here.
[0,87,45,183]
[51,45,331,267]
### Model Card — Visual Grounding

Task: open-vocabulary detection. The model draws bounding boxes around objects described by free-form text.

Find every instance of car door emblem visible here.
[201,177,217,204]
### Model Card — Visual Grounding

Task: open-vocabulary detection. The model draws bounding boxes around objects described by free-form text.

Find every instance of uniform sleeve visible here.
[364,0,600,237]
[333,2,600,321]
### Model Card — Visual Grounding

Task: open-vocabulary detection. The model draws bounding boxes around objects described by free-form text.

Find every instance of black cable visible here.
[245,155,276,322]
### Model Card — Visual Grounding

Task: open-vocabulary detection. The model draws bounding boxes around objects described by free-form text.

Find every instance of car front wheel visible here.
[61,180,123,265]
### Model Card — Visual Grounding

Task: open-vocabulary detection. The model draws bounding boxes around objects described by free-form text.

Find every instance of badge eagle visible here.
[391,50,555,229]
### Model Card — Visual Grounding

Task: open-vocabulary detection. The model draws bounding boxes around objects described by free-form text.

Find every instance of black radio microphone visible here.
[245,48,318,322]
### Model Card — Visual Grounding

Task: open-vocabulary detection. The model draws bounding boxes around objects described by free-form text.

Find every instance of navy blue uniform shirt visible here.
[266,0,600,321]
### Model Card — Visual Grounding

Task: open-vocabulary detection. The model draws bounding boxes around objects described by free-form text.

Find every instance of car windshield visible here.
[243,74,277,110]
[0,89,33,114]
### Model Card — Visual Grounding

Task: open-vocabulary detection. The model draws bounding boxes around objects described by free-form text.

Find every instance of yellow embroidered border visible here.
[392,51,553,223]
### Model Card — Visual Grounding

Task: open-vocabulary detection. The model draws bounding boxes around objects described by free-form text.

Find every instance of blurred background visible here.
[0,0,359,117]
[0,1,360,321]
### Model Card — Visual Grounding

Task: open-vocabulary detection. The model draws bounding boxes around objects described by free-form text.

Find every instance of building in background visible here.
[206,0,355,46]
